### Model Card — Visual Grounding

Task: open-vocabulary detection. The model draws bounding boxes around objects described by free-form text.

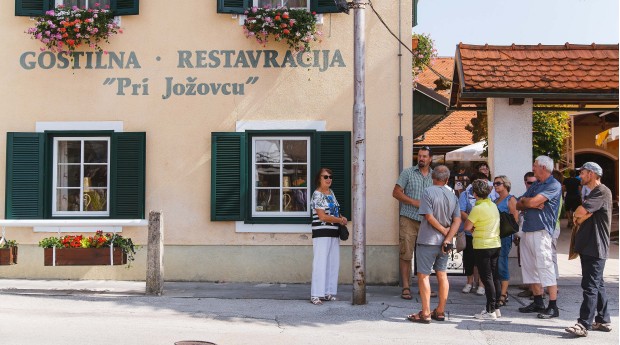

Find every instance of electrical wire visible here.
[367,0,452,84]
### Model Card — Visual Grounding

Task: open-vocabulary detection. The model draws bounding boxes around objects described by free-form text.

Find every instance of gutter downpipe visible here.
[397,0,403,174]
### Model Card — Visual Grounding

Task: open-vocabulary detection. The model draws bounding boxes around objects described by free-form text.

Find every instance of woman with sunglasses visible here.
[493,175,519,307]
[309,168,348,305]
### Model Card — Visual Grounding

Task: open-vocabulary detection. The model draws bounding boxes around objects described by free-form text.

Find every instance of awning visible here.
[445,141,487,162]
[595,127,619,149]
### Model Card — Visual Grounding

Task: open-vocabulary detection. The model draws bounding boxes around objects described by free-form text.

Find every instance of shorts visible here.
[399,216,420,261]
[520,230,557,287]
[415,244,449,275]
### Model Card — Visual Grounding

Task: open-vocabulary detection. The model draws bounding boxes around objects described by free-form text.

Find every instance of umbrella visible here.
[445,141,487,162]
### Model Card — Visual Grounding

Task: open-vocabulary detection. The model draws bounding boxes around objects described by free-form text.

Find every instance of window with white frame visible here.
[252,137,310,217]
[56,0,111,8]
[53,137,110,216]
[256,0,309,10]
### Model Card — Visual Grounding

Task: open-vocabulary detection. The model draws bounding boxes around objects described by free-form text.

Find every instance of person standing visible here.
[563,169,582,227]
[516,156,562,319]
[393,146,433,300]
[565,162,613,337]
[310,168,347,305]
[406,165,461,323]
[493,175,519,307]
[464,179,502,320]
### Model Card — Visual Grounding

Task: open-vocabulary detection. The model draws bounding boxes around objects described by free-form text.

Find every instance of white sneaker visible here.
[462,284,473,293]
[495,309,501,318]
[476,286,485,295]
[474,310,497,320]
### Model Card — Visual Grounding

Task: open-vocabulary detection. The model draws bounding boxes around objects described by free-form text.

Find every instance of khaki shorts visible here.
[399,216,420,261]
[520,230,557,287]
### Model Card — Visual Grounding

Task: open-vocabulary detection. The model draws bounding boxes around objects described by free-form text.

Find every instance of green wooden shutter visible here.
[113,0,139,15]
[211,132,246,221]
[412,0,418,27]
[316,131,351,219]
[110,132,145,219]
[6,133,45,219]
[15,0,53,16]
[217,0,249,14]
[311,0,339,14]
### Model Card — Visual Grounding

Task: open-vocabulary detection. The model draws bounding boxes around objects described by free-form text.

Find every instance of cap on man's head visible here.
[577,162,603,176]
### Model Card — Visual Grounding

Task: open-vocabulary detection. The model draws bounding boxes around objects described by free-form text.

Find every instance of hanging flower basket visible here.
[243,7,321,52]
[39,231,136,266]
[25,4,122,54]
[0,241,18,265]
[412,33,438,79]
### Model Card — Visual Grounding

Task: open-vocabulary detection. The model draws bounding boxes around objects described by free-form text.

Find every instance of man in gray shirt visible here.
[406,165,461,323]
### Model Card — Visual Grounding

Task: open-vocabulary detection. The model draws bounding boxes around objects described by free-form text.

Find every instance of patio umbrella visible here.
[445,141,487,162]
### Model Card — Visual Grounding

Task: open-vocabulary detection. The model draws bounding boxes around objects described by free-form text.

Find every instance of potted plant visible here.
[243,6,321,52]
[0,239,18,265]
[39,230,136,266]
[25,3,122,54]
[412,33,438,79]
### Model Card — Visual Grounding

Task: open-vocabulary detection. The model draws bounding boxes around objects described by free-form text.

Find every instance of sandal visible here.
[407,311,431,324]
[322,294,337,301]
[592,322,612,332]
[565,323,588,337]
[401,287,413,300]
[498,294,509,307]
[310,297,323,305]
[431,309,445,321]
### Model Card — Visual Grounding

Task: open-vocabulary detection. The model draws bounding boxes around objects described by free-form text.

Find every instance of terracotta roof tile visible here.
[415,57,455,98]
[416,110,477,146]
[456,43,619,93]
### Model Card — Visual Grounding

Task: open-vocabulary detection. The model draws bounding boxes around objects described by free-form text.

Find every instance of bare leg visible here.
[531,283,544,296]
[417,272,431,315]
[400,259,412,290]
[547,285,558,300]
[501,280,509,296]
[436,271,449,313]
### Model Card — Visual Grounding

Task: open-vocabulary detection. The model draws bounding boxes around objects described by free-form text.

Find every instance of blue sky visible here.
[413,0,619,57]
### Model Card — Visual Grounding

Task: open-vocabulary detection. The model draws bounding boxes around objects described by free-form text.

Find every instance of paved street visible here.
[0,220,617,345]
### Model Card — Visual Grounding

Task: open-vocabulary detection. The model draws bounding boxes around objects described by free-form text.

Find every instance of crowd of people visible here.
[307,146,613,337]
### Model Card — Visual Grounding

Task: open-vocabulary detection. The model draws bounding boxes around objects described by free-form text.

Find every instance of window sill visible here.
[0,219,147,233]
[236,222,311,233]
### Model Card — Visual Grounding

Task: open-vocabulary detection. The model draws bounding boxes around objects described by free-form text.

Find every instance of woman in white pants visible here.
[310,167,348,305]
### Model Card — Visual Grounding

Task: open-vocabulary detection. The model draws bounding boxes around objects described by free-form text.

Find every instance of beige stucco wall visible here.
[0,1,412,282]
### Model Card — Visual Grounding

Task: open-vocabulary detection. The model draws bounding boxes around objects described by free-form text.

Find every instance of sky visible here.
[413,0,619,57]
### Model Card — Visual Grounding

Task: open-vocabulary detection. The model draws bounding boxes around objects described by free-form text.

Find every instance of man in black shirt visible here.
[565,162,612,337]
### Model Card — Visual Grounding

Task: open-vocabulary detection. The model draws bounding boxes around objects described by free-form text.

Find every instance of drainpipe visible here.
[397,0,404,174]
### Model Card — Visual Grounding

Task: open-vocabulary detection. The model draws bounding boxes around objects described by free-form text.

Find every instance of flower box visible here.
[0,247,18,265]
[44,247,126,266]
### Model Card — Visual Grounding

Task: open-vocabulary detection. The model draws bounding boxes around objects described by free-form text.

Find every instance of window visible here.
[256,0,308,10]
[211,130,351,225]
[217,0,340,14]
[5,131,145,219]
[252,136,310,217]
[52,137,110,217]
[15,0,139,16]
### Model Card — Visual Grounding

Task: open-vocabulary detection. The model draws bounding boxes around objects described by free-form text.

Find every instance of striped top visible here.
[310,189,340,238]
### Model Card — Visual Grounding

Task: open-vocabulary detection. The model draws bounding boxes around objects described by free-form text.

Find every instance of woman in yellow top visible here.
[464,179,501,320]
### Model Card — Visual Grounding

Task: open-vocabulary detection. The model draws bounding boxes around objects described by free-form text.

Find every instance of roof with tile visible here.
[415,110,476,146]
[415,57,454,99]
[450,43,620,107]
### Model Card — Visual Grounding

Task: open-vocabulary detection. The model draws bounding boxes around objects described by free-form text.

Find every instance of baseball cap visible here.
[577,162,603,176]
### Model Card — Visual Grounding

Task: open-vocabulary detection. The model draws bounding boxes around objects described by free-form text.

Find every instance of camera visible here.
[443,242,453,251]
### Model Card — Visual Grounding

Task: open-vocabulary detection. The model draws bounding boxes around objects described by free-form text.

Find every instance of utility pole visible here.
[352,0,366,305]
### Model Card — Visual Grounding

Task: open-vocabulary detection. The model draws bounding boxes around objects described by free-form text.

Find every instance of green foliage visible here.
[1,239,18,248]
[465,110,570,160]
[243,7,321,52]
[38,230,138,265]
[412,33,437,78]
[38,237,61,248]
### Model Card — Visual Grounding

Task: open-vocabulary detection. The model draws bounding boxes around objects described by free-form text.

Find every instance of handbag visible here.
[499,211,519,238]
[338,224,349,241]
[455,231,466,252]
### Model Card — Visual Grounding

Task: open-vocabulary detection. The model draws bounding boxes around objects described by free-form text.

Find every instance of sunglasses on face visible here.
[493,182,503,186]
[322,175,332,180]
[525,181,534,185]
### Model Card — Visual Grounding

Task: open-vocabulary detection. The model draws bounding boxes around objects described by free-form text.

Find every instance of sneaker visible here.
[462,284,473,293]
[474,310,497,320]
[537,307,559,319]
[495,309,501,318]
[518,302,546,313]
[476,286,485,295]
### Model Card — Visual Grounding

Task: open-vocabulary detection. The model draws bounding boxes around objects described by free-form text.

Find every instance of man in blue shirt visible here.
[516,156,562,319]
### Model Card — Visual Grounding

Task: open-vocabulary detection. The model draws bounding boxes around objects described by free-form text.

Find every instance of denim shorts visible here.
[416,244,449,275]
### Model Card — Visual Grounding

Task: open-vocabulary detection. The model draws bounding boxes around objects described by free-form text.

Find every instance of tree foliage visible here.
[465,110,570,160]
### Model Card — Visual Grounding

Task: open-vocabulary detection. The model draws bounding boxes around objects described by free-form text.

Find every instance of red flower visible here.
[274,15,281,21]
[283,29,290,35]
